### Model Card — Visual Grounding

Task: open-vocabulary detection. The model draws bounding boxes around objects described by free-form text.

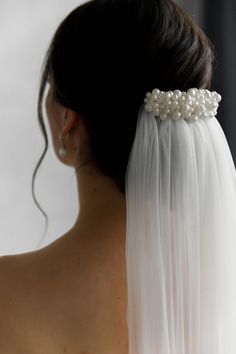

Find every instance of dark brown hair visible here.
[33,0,214,242]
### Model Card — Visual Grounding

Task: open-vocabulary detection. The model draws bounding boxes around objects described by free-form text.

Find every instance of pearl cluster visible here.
[144,88,222,121]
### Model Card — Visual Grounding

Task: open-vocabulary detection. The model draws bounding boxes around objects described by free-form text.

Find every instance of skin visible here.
[0,78,129,353]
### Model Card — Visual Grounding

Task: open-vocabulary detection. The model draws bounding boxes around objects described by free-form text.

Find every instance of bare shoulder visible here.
[0,256,13,353]
[0,243,66,317]
[0,252,41,312]
[0,255,14,312]
[0,253,34,352]
[0,253,27,309]
[0,237,129,354]
[0,249,61,352]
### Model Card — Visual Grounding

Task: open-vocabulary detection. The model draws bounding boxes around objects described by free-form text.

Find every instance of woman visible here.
[1,0,236,353]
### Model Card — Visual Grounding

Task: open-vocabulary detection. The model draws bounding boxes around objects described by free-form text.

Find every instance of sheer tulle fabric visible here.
[125,105,236,354]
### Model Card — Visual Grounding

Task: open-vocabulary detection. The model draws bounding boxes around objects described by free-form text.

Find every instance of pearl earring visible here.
[58,133,68,157]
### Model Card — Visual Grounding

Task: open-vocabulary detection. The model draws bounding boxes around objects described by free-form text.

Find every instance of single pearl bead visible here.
[159,113,167,120]
[186,97,192,104]
[59,147,66,157]
[145,104,153,112]
[199,95,204,102]
[186,112,192,118]
[173,112,181,120]
[187,88,197,95]
[195,106,201,114]
[173,89,182,96]
[176,112,181,119]
[185,104,190,111]
[199,104,205,111]
[205,90,211,97]
[152,89,160,95]
[163,95,170,103]
[150,94,158,101]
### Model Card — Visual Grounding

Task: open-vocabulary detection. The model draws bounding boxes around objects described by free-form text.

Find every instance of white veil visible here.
[125,100,236,354]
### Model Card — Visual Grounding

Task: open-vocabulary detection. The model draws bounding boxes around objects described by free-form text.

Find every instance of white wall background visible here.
[0,0,87,255]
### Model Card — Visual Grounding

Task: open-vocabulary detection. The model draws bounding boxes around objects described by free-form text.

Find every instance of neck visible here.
[69,165,127,250]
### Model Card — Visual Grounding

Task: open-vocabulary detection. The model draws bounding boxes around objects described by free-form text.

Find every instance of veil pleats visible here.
[125,107,236,354]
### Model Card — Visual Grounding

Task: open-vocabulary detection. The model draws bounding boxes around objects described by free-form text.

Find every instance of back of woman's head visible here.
[36,0,214,195]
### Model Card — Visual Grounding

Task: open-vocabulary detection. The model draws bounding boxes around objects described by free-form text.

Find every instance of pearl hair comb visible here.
[144,88,222,121]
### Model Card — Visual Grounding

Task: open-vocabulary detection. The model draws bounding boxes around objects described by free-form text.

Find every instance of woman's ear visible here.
[61,110,80,137]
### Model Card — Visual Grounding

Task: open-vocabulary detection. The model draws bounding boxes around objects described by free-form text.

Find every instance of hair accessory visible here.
[144,88,222,121]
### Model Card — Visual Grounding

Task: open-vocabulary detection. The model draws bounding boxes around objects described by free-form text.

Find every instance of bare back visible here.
[0,231,128,354]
